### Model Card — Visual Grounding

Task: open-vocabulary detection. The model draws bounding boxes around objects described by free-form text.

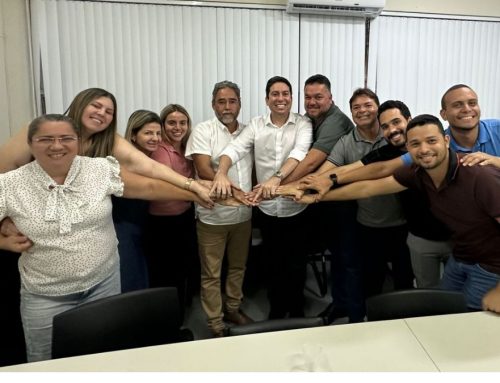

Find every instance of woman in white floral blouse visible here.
[0,114,203,362]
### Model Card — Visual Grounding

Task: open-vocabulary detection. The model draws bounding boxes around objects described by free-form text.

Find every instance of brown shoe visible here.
[224,309,254,325]
[212,326,227,338]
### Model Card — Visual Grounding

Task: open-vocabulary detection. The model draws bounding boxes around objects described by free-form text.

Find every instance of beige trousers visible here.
[197,219,251,333]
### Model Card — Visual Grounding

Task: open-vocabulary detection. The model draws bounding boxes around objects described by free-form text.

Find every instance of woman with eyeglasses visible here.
[112,110,162,293]
[0,114,207,362]
[0,88,213,211]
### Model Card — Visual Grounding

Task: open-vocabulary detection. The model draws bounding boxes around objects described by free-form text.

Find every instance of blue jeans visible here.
[441,256,500,310]
[20,266,121,362]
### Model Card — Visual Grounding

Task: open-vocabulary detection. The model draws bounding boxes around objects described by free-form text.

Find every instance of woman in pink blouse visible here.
[147,104,199,312]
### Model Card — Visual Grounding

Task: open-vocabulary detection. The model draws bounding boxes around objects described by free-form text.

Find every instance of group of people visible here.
[0,75,499,363]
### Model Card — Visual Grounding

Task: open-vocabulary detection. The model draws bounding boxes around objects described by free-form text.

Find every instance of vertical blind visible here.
[30,1,500,131]
[30,0,301,130]
[29,0,366,131]
[367,15,500,119]
[298,14,365,114]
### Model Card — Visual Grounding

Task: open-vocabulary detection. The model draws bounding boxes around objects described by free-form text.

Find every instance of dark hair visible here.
[406,114,445,137]
[64,88,117,158]
[349,88,380,109]
[440,84,473,109]
[28,114,78,143]
[304,74,331,92]
[378,100,411,120]
[265,76,292,98]
[212,81,241,104]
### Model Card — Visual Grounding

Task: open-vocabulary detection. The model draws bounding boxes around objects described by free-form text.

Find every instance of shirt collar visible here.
[214,117,243,135]
[416,148,459,190]
[265,112,297,128]
[34,156,84,234]
[308,103,336,129]
[352,125,384,144]
[447,121,489,152]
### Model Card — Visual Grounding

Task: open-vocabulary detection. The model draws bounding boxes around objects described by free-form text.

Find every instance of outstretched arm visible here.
[120,167,213,208]
[297,175,407,204]
[281,148,328,184]
[336,156,405,185]
[112,134,213,205]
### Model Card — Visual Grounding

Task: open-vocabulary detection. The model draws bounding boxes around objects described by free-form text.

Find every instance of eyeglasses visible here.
[33,136,79,145]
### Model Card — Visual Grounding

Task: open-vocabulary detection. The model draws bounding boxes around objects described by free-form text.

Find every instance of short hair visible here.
[159,104,192,148]
[377,100,412,121]
[440,84,474,109]
[28,114,78,144]
[125,110,162,143]
[64,88,117,158]
[304,74,331,92]
[212,81,241,104]
[405,114,445,137]
[265,76,293,98]
[349,88,380,109]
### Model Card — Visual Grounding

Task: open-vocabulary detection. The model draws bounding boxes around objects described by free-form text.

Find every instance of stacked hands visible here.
[206,172,333,206]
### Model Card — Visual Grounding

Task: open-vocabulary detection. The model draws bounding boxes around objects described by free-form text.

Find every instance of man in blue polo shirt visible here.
[301,114,500,310]
[440,83,500,167]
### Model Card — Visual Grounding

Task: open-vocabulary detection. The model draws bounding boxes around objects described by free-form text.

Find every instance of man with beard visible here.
[300,114,500,311]
[211,76,313,320]
[185,81,254,337]
[294,101,452,288]
[296,89,413,308]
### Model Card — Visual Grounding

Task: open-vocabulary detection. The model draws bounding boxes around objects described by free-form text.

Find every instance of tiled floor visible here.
[183,251,345,340]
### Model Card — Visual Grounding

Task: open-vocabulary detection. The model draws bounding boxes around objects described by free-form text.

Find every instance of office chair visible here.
[307,248,329,297]
[226,317,325,336]
[52,287,193,359]
[366,288,468,321]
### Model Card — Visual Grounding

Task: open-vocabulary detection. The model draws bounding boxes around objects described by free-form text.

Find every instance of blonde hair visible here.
[64,88,117,158]
[159,104,192,149]
[125,110,162,147]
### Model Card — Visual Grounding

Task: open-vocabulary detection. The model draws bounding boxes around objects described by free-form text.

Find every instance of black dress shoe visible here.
[318,303,348,324]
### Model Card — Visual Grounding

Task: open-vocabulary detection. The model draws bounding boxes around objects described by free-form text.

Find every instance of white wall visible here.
[1,0,500,144]
[0,0,34,145]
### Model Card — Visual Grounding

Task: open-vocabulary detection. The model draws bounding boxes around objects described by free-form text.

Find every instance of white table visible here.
[2,312,499,372]
[406,311,500,371]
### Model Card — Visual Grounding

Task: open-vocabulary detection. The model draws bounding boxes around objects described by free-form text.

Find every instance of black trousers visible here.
[357,223,414,298]
[257,209,308,319]
[145,205,199,314]
[0,250,26,366]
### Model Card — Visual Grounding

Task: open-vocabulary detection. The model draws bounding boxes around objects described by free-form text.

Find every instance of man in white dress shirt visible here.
[212,76,313,319]
[185,81,254,337]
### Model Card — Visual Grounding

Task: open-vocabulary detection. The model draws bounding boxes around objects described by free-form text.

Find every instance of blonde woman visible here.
[112,110,162,292]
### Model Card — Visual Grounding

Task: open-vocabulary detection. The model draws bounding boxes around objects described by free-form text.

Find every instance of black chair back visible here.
[366,288,468,321]
[52,287,192,359]
[227,317,325,337]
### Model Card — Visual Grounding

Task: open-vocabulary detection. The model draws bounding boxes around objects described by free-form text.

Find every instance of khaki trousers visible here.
[197,219,251,333]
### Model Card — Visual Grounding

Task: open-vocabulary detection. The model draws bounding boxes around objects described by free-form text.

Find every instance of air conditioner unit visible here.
[286,0,385,18]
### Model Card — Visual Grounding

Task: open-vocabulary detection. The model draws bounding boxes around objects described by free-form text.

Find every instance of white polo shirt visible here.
[185,117,253,225]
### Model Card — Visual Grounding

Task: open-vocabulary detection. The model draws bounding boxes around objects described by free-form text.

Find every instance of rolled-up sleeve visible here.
[220,122,256,164]
[288,117,313,161]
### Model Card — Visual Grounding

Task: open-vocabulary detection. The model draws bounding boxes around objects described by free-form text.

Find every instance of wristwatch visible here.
[329,173,339,189]
[273,170,283,180]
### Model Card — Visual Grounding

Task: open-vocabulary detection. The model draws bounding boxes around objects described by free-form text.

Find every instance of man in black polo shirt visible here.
[301,114,500,310]
[296,101,452,288]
